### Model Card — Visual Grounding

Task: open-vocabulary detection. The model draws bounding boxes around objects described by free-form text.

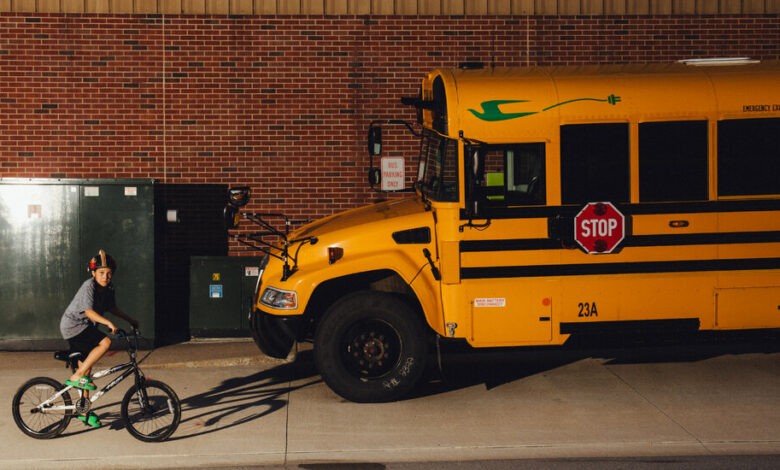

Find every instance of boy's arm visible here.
[109,307,140,329]
[84,309,118,333]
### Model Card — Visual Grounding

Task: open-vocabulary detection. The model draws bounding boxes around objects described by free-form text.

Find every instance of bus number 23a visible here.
[578,302,598,317]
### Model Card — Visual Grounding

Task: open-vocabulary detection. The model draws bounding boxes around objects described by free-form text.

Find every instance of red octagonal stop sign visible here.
[574,202,626,254]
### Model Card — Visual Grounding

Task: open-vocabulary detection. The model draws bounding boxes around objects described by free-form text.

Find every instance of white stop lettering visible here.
[581,218,618,237]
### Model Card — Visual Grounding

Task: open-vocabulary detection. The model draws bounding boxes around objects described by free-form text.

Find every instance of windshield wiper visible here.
[414,180,432,210]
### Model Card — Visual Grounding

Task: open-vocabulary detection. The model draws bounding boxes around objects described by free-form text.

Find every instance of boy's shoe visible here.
[77,412,102,428]
[65,375,96,391]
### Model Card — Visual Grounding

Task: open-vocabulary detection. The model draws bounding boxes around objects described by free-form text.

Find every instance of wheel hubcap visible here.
[356,333,387,365]
[342,319,402,379]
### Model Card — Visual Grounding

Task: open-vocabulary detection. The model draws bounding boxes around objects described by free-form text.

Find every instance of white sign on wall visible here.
[380,157,405,191]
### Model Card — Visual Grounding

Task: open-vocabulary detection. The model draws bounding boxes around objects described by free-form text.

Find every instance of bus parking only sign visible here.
[574,202,625,254]
[380,157,405,191]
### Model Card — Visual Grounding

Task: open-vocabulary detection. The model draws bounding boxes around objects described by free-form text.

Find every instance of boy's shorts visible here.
[67,325,107,359]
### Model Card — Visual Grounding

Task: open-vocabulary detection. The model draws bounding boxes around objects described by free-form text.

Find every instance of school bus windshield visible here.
[417,129,459,202]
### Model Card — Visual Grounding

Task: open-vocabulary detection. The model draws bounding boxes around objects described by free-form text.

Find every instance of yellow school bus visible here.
[226,60,780,403]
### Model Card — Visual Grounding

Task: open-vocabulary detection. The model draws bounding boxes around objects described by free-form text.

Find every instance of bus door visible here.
[450,143,557,347]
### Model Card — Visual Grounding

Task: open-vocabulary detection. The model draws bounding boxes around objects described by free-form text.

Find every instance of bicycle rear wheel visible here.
[12,377,73,439]
[120,379,181,442]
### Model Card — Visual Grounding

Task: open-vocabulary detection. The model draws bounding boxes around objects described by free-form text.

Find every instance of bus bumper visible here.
[248,307,303,359]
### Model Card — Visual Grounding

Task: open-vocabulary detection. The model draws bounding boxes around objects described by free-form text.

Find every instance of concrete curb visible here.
[0,338,302,371]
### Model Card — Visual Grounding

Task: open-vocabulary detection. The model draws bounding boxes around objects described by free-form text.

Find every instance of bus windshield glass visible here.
[417,129,459,202]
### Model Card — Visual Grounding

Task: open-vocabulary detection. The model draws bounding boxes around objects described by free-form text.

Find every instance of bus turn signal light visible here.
[328,247,344,264]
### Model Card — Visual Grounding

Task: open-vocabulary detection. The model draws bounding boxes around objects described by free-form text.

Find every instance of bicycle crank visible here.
[75,397,91,414]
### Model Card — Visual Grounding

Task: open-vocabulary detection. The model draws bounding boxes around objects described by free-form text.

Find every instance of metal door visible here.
[0,181,81,340]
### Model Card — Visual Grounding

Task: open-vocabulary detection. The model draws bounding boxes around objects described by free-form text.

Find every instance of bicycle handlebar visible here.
[114,328,140,338]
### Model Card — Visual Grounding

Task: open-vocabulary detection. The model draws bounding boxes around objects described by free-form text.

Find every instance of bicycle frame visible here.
[34,335,145,415]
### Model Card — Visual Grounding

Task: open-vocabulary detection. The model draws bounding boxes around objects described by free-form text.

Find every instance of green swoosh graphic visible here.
[467,100,537,121]
[469,95,621,122]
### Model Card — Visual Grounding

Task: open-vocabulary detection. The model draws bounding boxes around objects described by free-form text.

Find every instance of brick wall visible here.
[1,13,779,249]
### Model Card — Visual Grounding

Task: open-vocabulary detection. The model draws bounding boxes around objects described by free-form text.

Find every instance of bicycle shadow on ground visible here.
[167,351,320,440]
[412,329,780,400]
[56,352,320,439]
[56,351,322,441]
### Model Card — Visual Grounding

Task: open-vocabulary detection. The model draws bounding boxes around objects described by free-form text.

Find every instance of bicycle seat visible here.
[54,350,83,368]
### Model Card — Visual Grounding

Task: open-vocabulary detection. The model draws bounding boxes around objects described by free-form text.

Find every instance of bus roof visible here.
[422,61,780,143]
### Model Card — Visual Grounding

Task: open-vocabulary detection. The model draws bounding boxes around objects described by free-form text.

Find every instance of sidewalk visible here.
[2,338,779,469]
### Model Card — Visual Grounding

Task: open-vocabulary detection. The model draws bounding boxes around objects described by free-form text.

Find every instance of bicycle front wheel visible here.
[120,379,181,442]
[12,377,73,439]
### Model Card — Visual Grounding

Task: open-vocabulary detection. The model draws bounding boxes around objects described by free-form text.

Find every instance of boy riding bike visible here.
[59,249,138,428]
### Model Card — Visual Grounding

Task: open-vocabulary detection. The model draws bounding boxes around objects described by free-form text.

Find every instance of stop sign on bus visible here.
[574,202,626,254]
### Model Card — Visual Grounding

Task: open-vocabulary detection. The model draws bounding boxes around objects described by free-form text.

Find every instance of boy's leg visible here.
[69,336,111,384]
[75,361,90,399]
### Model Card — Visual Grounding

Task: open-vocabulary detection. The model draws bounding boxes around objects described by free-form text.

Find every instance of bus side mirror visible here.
[368,168,381,186]
[368,126,382,156]
[224,204,240,229]
[228,186,251,207]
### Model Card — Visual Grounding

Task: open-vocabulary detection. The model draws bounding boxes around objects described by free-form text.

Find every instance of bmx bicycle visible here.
[11,328,181,442]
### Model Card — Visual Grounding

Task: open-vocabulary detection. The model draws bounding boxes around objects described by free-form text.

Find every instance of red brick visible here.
[1,13,778,250]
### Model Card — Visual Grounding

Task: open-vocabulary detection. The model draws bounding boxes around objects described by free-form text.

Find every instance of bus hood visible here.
[291,196,431,241]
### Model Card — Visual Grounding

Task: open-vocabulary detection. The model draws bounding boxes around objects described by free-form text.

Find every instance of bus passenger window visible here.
[718,118,780,196]
[639,121,708,202]
[561,123,629,205]
[480,144,546,206]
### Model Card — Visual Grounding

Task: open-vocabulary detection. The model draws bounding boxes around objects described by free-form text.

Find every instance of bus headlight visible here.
[259,287,298,309]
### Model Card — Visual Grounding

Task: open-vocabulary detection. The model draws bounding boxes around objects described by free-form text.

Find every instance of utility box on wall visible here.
[189,256,263,337]
[0,179,155,347]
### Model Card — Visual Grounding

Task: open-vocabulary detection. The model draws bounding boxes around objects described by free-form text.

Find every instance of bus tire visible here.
[314,291,428,403]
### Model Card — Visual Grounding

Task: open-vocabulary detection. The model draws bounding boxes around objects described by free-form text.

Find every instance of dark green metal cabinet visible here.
[189,256,263,337]
[0,179,155,345]
[0,182,81,340]
[78,182,155,341]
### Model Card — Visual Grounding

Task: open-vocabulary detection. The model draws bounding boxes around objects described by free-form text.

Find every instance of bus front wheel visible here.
[314,291,428,403]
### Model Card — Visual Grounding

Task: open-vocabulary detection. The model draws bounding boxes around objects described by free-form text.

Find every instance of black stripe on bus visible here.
[460,231,780,252]
[460,199,780,220]
[460,257,780,279]
[630,231,780,247]
[461,238,562,252]
[560,319,700,335]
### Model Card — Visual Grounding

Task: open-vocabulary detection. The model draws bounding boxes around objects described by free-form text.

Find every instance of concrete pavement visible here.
[1,336,779,469]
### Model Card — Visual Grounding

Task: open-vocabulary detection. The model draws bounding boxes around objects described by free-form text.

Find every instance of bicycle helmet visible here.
[87,249,117,272]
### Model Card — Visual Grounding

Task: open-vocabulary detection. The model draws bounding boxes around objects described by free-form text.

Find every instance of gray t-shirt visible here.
[60,278,117,339]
